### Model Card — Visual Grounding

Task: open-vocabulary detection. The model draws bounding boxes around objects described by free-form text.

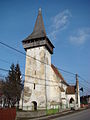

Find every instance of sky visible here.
[0,0,90,95]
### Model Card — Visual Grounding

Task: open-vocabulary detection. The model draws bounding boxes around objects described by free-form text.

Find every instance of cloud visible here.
[70,28,90,45]
[48,9,71,40]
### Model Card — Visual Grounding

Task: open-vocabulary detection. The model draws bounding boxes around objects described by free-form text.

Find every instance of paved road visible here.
[52,109,90,120]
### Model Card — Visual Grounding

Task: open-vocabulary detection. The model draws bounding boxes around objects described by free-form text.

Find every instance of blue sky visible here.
[0,0,90,95]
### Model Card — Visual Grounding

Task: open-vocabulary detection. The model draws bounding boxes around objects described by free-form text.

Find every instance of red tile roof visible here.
[66,86,76,94]
[51,64,68,86]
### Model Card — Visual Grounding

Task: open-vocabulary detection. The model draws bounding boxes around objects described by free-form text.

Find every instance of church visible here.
[19,9,80,111]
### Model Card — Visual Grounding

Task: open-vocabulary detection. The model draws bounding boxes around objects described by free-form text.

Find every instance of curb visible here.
[30,108,88,120]
[16,107,88,120]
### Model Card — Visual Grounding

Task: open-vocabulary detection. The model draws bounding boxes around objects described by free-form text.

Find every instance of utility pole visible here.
[76,74,78,104]
[76,74,80,108]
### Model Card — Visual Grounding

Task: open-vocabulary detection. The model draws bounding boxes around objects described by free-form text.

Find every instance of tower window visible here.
[35,71,36,75]
[34,83,35,89]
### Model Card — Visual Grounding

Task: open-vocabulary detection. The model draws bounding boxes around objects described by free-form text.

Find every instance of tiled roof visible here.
[51,64,68,86]
[66,86,76,94]
[23,8,46,41]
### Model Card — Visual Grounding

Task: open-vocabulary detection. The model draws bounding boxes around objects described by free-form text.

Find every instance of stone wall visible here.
[16,110,46,120]
[19,46,52,110]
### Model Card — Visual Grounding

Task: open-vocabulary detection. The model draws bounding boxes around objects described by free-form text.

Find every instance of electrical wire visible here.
[0,67,63,86]
[0,41,76,76]
[0,41,90,91]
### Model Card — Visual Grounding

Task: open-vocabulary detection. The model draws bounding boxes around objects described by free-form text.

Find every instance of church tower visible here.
[20,9,54,110]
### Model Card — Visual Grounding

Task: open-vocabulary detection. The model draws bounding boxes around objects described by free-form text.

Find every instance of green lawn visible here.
[46,108,59,115]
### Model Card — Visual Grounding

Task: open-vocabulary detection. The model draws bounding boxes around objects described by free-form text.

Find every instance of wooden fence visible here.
[0,108,16,120]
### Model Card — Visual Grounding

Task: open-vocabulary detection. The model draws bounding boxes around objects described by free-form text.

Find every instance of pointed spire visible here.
[22,9,54,54]
[38,8,42,14]
[24,8,46,41]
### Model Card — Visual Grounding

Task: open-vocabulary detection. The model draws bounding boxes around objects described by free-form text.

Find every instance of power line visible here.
[79,81,90,90]
[0,57,75,79]
[0,41,76,76]
[1,67,90,93]
[57,67,75,76]
[0,67,64,85]
[79,82,90,93]
[0,74,6,79]
[0,68,9,72]
[0,41,89,87]
[0,57,80,87]
[0,58,25,69]
[0,58,10,64]
[0,66,90,92]
[0,41,45,64]
[78,75,90,84]
[0,59,89,89]
[0,57,76,86]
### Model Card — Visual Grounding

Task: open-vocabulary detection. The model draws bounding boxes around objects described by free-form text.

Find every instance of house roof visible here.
[66,86,76,94]
[51,64,68,86]
[23,8,46,41]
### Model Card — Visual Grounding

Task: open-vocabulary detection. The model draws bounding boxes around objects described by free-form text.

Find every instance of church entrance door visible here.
[32,101,37,111]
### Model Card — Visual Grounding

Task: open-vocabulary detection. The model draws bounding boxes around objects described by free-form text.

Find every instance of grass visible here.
[46,108,59,115]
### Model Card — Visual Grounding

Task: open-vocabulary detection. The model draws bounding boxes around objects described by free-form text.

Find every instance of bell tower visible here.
[21,9,54,110]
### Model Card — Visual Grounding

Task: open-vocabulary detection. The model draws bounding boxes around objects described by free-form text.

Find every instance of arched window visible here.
[69,97,74,104]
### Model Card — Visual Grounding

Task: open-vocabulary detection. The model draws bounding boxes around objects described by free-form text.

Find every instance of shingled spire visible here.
[32,8,46,39]
[24,8,46,40]
[22,8,54,54]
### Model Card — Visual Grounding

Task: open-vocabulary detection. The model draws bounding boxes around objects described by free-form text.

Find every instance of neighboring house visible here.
[19,9,80,111]
[66,86,76,108]
[88,95,90,104]
[80,95,90,105]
